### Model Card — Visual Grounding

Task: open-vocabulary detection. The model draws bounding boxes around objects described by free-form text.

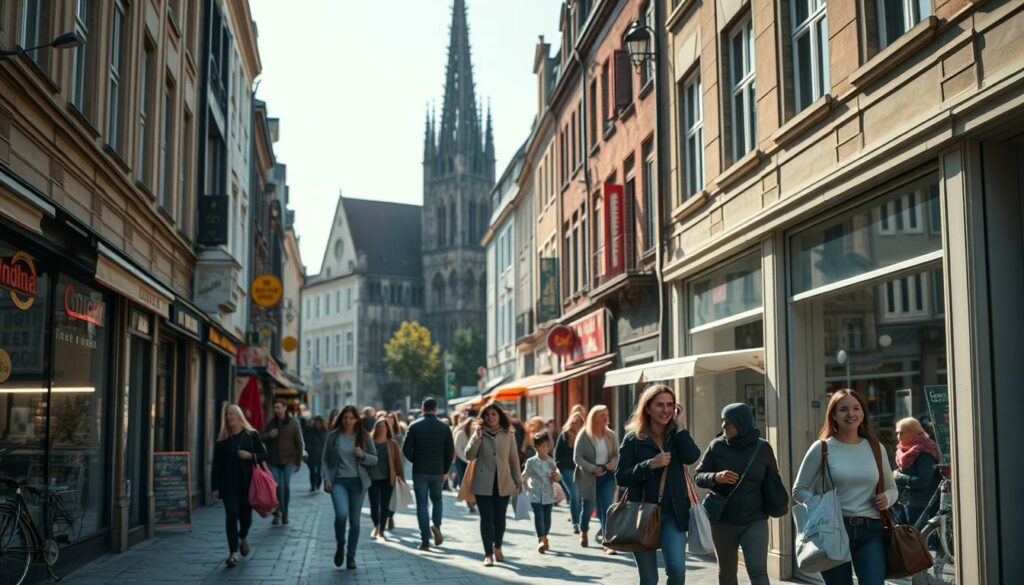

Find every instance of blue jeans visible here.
[269,464,294,517]
[580,472,615,535]
[413,474,444,543]
[531,502,553,537]
[560,468,581,526]
[633,513,688,585]
[453,459,468,489]
[329,477,365,559]
[821,518,886,585]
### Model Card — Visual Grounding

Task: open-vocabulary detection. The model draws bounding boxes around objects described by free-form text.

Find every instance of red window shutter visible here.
[614,50,633,112]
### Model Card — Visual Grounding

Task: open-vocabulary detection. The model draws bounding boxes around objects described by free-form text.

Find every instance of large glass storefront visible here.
[0,240,110,543]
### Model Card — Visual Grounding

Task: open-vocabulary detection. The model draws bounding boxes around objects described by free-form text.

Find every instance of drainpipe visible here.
[653,0,669,363]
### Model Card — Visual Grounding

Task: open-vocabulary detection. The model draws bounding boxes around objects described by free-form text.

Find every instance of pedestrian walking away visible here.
[555,410,585,533]
[402,397,456,550]
[260,398,304,525]
[574,404,618,553]
[303,416,328,493]
[793,389,898,585]
[616,384,702,585]
[466,402,522,566]
[368,418,405,540]
[694,402,781,585]
[323,405,378,570]
[211,404,268,568]
[521,431,561,554]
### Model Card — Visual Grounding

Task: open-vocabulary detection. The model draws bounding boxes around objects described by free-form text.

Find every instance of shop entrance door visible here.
[126,336,150,530]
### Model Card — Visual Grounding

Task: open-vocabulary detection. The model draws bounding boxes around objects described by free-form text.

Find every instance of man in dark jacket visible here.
[693,402,779,585]
[402,397,455,550]
[261,398,304,525]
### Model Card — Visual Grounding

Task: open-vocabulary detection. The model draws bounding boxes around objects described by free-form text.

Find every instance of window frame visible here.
[108,0,127,151]
[877,0,932,50]
[728,15,757,163]
[681,72,704,201]
[790,0,829,113]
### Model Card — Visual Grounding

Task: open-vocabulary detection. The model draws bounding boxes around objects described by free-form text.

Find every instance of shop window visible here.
[689,252,763,329]
[790,176,941,295]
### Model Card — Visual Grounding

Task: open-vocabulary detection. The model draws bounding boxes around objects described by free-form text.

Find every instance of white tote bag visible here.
[389,477,413,512]
[513,489,532,521]
[684,467,715,555]
[793,442,850,573]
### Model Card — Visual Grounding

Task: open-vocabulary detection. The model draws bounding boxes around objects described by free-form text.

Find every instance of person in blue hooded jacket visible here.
[693,402,779,585]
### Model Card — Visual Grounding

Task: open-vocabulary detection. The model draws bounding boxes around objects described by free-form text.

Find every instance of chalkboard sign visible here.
[153,451,192,528]
[924,385,951,464]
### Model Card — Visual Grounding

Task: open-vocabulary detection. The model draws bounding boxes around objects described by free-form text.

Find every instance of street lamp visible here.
[624,20,655,71]
[836,349,851,390]
[0,31,84,61]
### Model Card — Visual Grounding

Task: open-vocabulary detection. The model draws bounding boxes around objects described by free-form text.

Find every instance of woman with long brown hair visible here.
[573,404,618,552]
[212,404,268,567]
[554,411,585,533]
[323,405,378,570]
[792,389,898,585]
[465,401,521,566]
[367,419,404,540]
[616,384,701,584]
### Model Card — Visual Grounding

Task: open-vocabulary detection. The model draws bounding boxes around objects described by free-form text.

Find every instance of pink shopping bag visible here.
[249,462,279,518]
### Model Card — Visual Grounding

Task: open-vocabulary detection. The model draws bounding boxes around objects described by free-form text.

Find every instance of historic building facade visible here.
[422,0,494,351]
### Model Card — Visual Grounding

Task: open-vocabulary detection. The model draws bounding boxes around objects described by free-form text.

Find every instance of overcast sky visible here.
[249,1,563,275]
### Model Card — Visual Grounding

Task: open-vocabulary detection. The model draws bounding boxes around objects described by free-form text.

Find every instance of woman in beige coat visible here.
[574,404,619,554]
[465,402,522,566]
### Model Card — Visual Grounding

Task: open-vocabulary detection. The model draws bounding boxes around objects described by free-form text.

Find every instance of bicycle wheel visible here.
[0,507,31,585]
[918,521,956,585]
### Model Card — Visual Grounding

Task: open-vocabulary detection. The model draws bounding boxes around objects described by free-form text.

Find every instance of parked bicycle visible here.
[0,473,83,585]
[912,464,955,585]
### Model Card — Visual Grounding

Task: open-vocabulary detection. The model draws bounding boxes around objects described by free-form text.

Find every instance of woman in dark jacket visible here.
[212,404,268,567]
[554,411,585,533]
[694,403,779,585]
[893,417,942,525]
[615,384,701,585]
[304,416,328,492]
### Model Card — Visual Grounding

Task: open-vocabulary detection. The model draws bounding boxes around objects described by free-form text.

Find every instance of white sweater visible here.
[792,437,898,519]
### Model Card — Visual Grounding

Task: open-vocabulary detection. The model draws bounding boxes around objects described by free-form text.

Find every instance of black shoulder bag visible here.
[702,440,763,522]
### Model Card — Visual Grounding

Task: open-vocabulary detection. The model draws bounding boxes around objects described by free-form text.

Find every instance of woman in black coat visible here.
[694,402,779,585]
[212,404,268,567]
[615,384,701,585]
[303,416,328,492]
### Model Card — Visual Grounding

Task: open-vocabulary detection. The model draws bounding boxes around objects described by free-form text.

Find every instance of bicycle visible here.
[0,475,83,585]
[911,464,955,585]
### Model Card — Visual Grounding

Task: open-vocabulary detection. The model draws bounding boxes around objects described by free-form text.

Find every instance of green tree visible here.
[448,326,487,389]
[384,321,442,400]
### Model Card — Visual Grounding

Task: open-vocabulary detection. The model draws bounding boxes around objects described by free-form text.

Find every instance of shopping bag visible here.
[793,442,850,573]
[553,481,566,505]
[457,460,477,504]
[684,467,715,555]
[513,489,532,521]
[389,477,413,512]
[249,462,279,518]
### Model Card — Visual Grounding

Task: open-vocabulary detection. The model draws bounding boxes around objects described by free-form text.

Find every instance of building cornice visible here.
[229,0,263,79]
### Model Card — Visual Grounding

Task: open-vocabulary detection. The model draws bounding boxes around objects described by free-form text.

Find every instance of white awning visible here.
[602,348,765,388]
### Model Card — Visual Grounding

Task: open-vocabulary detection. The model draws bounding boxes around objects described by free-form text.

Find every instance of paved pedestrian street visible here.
[64,468,764,584]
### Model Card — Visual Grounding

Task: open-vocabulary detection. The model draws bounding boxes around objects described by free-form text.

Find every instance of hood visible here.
[722,402,757,441]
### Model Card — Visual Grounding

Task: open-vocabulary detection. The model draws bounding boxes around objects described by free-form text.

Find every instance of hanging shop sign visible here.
[538,258,560,323]
[168,301,204,341]
[603,183,626,277]
[565,309,608,367]
[0,250,38,310]
[208,327,238,356]
[547,325,576,356]
[250,274,283,308]
[281,336,299,352]
[198,195,229,247]
[0,348,11,383]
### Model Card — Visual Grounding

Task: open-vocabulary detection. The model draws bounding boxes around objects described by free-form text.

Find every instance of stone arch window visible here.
[368,319,379,363]
[449,269,460,299]
[468,199,477,245]
[463,269,475,304]
[432,272,446,307]
[478,200,489,241]
[479,274,487,307]
[449,203,457,245]
[436,203,447,248]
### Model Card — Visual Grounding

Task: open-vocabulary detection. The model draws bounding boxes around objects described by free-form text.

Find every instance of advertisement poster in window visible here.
[924,385,950,463]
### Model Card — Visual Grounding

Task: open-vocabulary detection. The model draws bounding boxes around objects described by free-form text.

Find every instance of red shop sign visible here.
[565,309,607,367]
[547,325,576,356]
[603,183,626,278]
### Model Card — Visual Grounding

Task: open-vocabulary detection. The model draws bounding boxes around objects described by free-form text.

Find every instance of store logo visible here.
[0,251,37,311]
[64,284,106,326]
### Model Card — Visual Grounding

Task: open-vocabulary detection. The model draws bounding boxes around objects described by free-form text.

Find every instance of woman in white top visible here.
[573,404,618,554]
[792,389,898,585]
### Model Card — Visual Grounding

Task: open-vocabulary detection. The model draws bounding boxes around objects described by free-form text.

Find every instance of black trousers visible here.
[308,459,323,490]
[222,491,252,553]
[367,479,393,529]
[476,486,510,556]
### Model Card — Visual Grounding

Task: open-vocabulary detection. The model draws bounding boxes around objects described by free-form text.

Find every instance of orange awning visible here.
[526,359,615,397]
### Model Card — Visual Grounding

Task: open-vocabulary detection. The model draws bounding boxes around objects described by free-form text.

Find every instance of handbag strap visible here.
[723,440,764,502]
[820,439,836,494]
[868,438,895,528]
[683,465,699,507]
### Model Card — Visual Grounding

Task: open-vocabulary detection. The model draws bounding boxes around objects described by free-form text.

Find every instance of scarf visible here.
[895,434,941,469]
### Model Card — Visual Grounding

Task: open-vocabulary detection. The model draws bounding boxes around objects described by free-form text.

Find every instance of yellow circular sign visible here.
[0,348,11,384]
[251,274,283,307]
[282,336,299,352]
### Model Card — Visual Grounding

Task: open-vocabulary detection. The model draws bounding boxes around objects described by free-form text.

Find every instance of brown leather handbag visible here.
[870,440,934,578]
[602,454,668,553]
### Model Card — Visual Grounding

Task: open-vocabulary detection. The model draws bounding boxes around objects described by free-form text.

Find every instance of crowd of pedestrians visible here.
[208,386,940,585]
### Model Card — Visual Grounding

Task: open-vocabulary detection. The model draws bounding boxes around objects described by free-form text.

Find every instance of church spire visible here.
[437,0,483,172]
[484,100,495,181]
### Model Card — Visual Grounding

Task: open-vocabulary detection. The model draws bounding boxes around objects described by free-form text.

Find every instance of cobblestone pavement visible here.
[65,467,763,584]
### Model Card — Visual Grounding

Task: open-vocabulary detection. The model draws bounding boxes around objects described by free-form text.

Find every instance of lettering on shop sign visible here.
[0,348,11,383]
[565,309,607,367]
[208,328,237,356]
[64,284,106,326]
[55,327,98,350]
[0,251,38,310]
[603,184,626,277]
[153,451,192,528]
[176,310,200,336]
[1,305,46,371]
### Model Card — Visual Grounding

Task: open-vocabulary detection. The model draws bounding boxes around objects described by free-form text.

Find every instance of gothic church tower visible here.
[423,0,495,351]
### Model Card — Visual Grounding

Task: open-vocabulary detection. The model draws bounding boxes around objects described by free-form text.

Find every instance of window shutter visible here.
[614,50,632,112]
